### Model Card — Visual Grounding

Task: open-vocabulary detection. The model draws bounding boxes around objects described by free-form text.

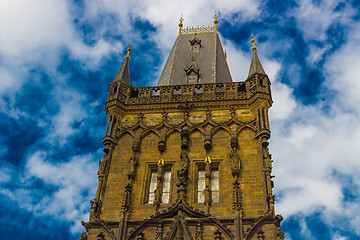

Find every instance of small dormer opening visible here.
[189,34,202,53]
[113,85,118,93]
[187,71,198,84]
[151,88,160,96]
[130,88,139,98]
[238,84,246,92]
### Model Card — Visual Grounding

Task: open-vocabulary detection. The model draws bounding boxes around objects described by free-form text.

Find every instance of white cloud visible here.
[222,39,250,81]
[270,21,360,233]
[325,23,360,114]
[290,0,353,42]
[46,86,88,145]
[0,151,98,233]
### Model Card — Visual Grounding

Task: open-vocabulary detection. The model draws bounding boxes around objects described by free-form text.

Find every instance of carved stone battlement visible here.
[107,74,271,110]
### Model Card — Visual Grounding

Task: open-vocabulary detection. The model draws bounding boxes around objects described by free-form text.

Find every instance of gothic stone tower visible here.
[80,17,284,240]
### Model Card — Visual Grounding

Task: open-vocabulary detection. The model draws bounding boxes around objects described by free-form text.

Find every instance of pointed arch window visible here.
[147,166,172,204]
[196,162,220,203]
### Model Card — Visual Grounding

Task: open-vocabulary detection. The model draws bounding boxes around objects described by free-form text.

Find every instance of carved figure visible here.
[128,152,139,179]
[78,232,88,240]
[178,149,189,179]
[230,147,240,170]
[203,187,211,205]
[89,200,99,220]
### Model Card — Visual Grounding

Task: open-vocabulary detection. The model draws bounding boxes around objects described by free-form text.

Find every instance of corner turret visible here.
[248,35,266,78]
[113,41,132,85]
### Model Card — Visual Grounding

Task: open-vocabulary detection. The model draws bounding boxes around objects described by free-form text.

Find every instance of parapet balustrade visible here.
[108,75,269,106]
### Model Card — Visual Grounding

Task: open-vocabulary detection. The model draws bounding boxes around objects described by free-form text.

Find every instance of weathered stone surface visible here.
[81,24,283,240]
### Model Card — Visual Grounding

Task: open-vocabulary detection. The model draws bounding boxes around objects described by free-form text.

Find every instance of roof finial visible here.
[179,14,184,35]
[214,11,219,31]
[251,34,257,50]
[125,39,132,58]
[191,56,194,64]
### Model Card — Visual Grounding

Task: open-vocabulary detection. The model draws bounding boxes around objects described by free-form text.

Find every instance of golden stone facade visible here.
[79,19,284,240]
[80,75,284,239]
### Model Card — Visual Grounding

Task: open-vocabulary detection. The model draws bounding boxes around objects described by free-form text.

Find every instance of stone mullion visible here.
[204,157,212,214]
[203,130,212,214]
[154,134,167,211]
[154,158,165,212]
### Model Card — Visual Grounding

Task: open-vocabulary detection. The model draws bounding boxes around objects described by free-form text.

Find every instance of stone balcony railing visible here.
[107,74,271,107]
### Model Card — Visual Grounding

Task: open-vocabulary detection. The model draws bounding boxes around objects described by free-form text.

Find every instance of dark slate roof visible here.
[157,32,232,86]
[248,46,266,78]
[113,56,130,85]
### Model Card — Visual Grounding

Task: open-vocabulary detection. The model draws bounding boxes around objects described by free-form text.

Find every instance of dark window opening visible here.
[238,84,246,92]
[130,88,139,98]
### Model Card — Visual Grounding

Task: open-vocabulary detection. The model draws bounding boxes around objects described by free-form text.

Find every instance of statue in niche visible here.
[230,147,240,172]
[203,186,211,205]
[89,200,99,220]
[262,144,272,170]
[178,149,189,181]
[154,163,164,207]
[97,160,105,176]
[128,152,139,179]
[154,184,162,207]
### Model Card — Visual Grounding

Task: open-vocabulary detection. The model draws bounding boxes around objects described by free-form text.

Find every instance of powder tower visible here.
[80,15,284,240]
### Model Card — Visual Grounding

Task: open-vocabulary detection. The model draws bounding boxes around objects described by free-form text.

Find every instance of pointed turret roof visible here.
[113,41,132,85]
[248,35,266,78]
[157,17,232,86]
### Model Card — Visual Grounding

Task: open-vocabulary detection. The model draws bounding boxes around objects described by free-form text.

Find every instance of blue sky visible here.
[1,0,360,239]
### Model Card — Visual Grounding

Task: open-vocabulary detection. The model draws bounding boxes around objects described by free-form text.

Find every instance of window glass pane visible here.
[162,170,171,203]
[212,191,219,202]
[211,169,219,202]
[197,169,206,202]
[148,170,157,204]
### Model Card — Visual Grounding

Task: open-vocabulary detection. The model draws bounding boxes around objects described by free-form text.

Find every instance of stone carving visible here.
[121,184,133,213]
[107,75,271,108]
[232,180,242,213]
[128,152,139,180]
[177,149,190,200]
[154,159,165,210]
[214,229,223,240]
[90,200,100,220]
[204,156,212,214]
[136,231,145,240]
[154,222,164,240]
[257,229,265,239]
[78,232,88,240]
[97,232,105,240]
[128,141,140,180]
[194,221,204,240]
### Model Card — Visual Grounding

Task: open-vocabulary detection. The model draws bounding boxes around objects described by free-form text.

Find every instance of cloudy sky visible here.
[1,0,360,239]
